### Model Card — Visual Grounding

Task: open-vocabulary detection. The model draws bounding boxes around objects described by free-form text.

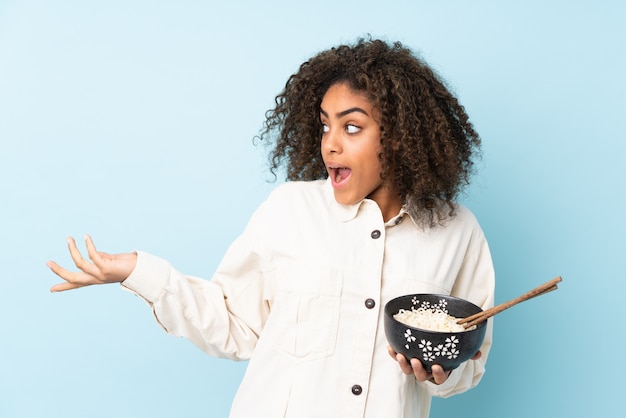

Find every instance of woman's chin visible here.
[333,191,360,207]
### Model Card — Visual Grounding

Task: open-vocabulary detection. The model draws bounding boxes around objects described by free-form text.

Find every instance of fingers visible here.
[410,358,431,381]
[48,235,136,292]
[397,353,414,375]
[50,280,89,292]
[47,259,77,281]
[471,350,482,361]
[84,234,104,267]
[409,360,449,384]
[66,236,95,274]
[46,261,103,292]
[84,234,97,258]
[82,234,128,279]
[387,345,450,384]
[67,235,104,277]
[388,346,411,375]
[47,235,109,292]
[430,364,450,385]
[46,260,100,292]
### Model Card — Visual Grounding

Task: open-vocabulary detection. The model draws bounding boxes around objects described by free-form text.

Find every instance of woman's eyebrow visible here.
[320,107,369,118]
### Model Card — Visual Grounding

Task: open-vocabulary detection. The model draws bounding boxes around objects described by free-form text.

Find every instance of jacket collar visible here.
[323,178,410,227]
[324,178,362,222]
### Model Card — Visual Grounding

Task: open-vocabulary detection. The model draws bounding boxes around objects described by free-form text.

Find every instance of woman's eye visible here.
[322,124,329,133]
[346,124,361,134]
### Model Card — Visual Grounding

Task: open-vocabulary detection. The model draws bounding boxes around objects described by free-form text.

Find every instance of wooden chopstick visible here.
[457,276,563,329]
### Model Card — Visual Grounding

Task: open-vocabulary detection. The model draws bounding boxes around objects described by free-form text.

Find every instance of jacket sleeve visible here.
[423,221,495,397]
[121,199,274,361]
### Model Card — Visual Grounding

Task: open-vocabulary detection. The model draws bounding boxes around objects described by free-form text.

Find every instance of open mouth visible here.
[329,166,352,185]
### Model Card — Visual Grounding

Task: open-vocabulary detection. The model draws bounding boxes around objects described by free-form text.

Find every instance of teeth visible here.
[336,173,342,182]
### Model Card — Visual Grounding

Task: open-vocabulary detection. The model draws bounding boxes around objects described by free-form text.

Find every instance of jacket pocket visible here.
[270,266,342,361]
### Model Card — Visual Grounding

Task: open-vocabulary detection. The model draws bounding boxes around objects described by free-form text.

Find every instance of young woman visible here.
[48,38,495,418]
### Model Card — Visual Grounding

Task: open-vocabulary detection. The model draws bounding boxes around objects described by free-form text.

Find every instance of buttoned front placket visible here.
[340,201,387,417]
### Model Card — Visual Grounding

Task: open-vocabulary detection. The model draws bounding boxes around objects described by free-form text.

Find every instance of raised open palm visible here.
[47,235,137,292]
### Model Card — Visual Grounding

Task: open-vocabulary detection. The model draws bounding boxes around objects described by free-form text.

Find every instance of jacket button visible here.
[370,230,381,239]
[351,384,363,395]
[364,298,376,309]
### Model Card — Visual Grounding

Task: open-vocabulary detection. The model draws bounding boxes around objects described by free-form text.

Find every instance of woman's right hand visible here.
[47,235,137,292]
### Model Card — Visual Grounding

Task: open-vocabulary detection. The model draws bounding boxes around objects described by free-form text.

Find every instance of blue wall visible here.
[1,1,624,417]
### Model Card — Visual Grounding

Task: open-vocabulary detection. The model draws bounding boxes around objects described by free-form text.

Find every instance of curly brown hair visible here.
[258,38,481,227]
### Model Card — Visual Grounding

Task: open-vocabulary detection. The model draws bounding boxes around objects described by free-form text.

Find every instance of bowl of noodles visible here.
[384,293,488,372]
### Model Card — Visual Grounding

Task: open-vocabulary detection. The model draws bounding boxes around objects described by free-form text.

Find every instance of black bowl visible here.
[384,294,488,372]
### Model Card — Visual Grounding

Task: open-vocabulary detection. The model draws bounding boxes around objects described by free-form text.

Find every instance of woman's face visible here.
[320,83,401,219]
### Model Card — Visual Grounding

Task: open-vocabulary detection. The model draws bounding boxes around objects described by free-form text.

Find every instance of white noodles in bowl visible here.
[393,307,471,332]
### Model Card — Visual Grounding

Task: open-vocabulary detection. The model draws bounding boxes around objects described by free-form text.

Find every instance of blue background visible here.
[1,1,624,417]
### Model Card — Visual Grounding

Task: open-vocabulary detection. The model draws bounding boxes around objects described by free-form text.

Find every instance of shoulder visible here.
[242,180,328,247]
[448,204,488,245]
[411,203,482,233]
[416,203,486,243]
[451,204,480,227]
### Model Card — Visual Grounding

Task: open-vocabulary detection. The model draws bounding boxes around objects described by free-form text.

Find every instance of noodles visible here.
[393,307,469,332]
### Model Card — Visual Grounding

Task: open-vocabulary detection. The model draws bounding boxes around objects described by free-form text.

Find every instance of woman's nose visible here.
[322,128,342,154]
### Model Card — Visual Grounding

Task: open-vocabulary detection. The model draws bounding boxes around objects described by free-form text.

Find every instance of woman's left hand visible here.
[387,345,482,384]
